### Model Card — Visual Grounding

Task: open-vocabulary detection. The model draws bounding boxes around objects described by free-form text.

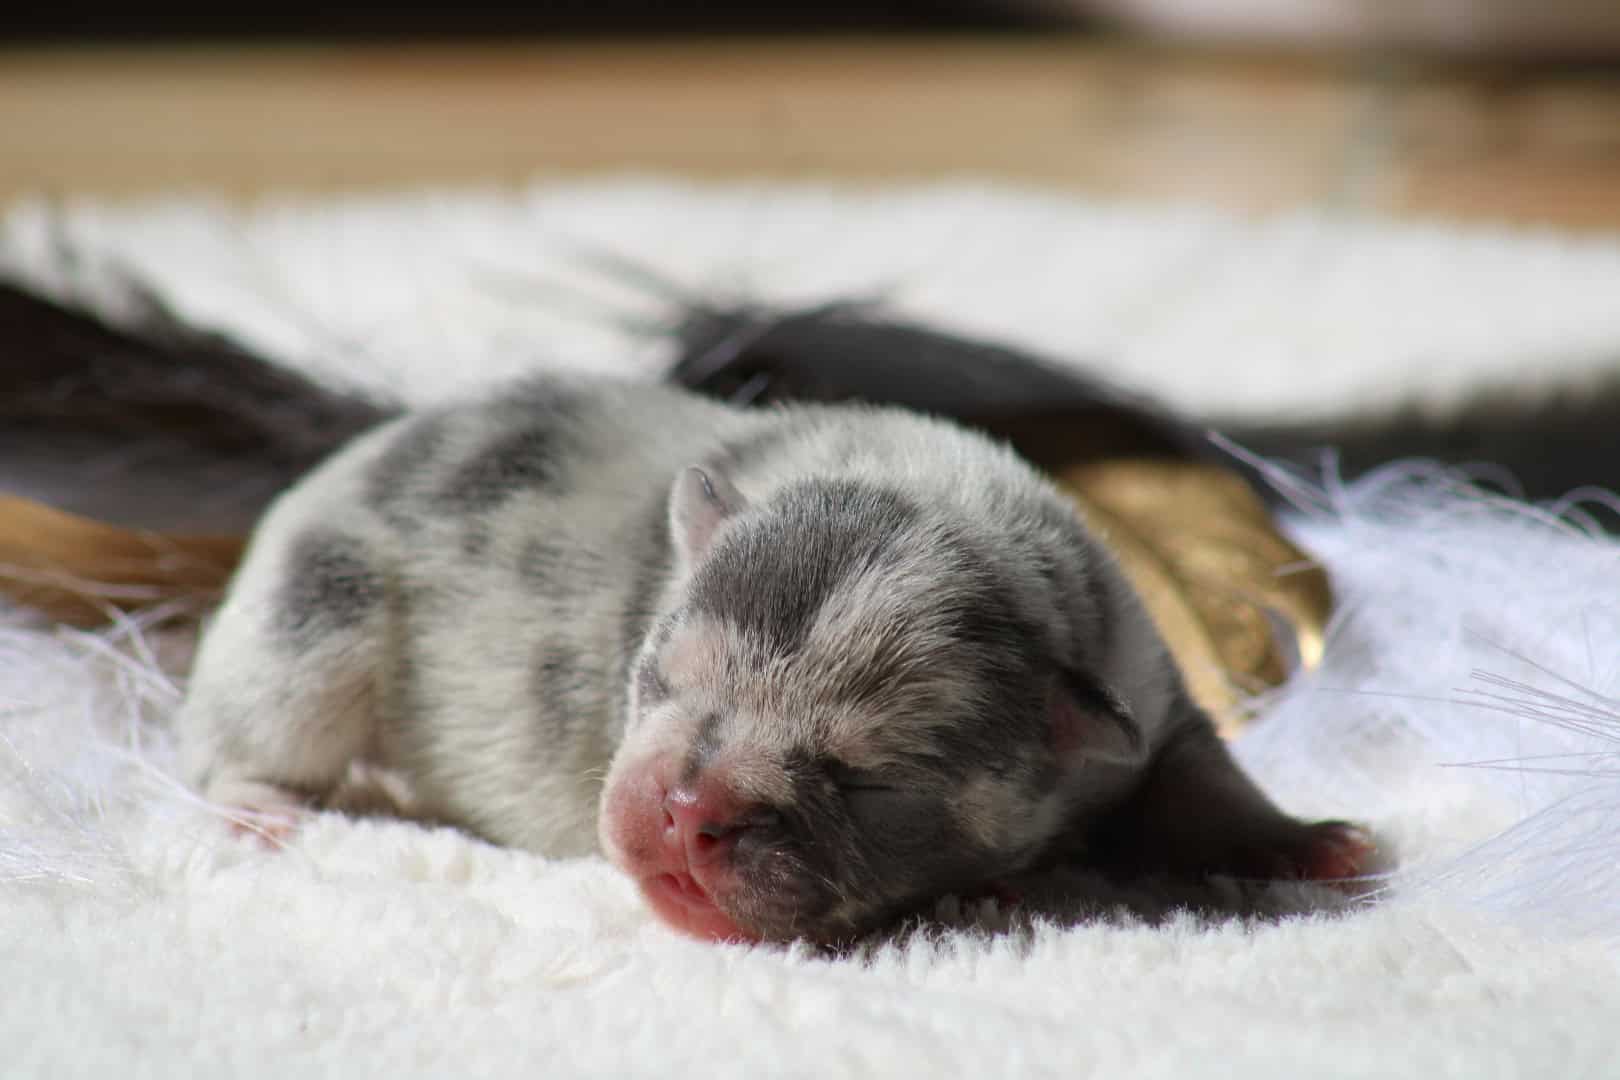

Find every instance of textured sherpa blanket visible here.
[4,182,1620,1078]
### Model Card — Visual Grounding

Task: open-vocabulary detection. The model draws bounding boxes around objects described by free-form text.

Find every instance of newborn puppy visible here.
[179,375,1370,944]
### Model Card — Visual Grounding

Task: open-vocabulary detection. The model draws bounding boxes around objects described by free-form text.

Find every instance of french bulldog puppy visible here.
[179,375,1371,943]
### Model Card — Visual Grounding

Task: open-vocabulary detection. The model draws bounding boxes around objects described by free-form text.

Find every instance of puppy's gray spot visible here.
[275,529,382,638]
[515,536,603,602]
[532,638,590,737]
[516,537,566,589]
[365,415,448,528]
[689,479,919,658]
[507,376,586,415]
[383,586,420,726]
[438,382,587,514]
[439,425,562,513]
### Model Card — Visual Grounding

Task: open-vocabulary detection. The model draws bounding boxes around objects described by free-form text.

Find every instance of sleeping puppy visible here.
[178,375,1372,944]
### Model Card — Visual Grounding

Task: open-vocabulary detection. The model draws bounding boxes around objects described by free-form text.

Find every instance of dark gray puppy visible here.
[179,375,1370,944]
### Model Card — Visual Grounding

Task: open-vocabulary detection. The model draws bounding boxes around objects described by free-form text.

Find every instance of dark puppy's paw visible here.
[1295,820,1378,882]
[1224,819,1378,885]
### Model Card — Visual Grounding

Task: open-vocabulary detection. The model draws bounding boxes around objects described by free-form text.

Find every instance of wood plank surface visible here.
[1,37,1618,228]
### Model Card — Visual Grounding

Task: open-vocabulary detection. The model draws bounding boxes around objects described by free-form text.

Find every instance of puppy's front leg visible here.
[1093,703,1376,884]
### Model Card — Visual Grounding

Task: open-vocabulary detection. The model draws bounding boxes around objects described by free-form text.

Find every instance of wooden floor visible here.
[3,36,1620,229]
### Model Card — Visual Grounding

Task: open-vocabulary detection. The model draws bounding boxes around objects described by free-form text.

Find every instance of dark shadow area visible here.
[1,2,1070,43]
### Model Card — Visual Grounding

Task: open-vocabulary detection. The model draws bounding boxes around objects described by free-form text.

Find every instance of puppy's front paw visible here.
[1294,821,1378,882]
[1231,819,1379,884]
[1204,819,1379,885]
[206,778,310,848]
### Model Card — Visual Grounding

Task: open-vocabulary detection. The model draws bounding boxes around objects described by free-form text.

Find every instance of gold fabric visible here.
[1056,460,1332,737]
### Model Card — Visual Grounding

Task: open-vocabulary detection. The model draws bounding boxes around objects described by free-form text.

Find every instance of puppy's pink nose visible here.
[661,783,776,868]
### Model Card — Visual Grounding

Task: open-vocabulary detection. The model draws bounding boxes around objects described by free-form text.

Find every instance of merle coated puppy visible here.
[178,375,1371,944]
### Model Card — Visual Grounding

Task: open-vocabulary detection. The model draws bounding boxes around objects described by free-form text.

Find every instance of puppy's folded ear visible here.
[669,465,747,571]
[1050,670,1145,767]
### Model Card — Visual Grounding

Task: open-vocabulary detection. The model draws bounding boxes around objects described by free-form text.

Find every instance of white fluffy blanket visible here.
[4,182,1620,1076]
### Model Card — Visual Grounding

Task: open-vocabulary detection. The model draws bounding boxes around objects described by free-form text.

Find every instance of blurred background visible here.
[1,2,1617,226]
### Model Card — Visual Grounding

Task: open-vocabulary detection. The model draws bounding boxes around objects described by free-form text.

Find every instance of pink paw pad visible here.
[207,780,311,849]
[226,807,305,848]
[1297,821,1377,881]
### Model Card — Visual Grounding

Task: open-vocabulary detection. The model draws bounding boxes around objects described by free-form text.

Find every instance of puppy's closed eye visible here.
[825,764,926,823]
[824,762,894,793]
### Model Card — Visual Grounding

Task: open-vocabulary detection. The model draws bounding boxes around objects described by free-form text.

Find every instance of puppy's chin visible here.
[603,810,764,943]
[634,870,761,943]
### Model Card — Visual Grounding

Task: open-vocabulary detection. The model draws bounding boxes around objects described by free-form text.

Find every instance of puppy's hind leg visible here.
[1096,703,1377,885]
[177,524,390,842]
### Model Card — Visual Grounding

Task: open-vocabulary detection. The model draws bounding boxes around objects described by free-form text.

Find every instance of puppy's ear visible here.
[670,465,746,570]
[1050,670,1145,767]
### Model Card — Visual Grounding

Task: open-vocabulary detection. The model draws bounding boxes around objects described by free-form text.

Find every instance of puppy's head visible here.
[598,465,1143,944]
